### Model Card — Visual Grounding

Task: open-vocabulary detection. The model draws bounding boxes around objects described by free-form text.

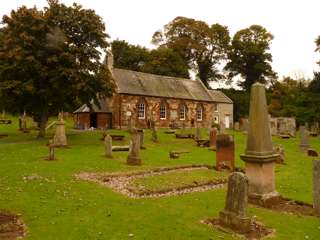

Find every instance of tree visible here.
[111,40,189,78]
[309,72,320,92]
[225,25,276,91]
[152,17,230,88]
[142,48,189,78]
[0,0,114,137]
[111,40,149,72]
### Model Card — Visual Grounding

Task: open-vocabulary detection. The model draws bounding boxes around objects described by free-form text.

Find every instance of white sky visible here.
[1,0,320,80]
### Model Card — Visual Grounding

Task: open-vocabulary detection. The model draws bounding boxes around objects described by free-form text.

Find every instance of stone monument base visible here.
[245,161,279,201]
[219,210,252,233]
[127,156,141,165]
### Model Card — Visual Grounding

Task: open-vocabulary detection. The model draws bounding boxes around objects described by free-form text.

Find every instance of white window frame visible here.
[196,105,203,121]
[137,101,145,119]
[160,103,166,120]
[179,105,186,120]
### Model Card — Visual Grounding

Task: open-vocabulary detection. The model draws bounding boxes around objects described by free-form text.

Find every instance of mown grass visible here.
[0,115,320,239]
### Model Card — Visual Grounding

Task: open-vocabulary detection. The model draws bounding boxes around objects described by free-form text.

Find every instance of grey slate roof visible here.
[73,98,112,113]
[208,90,233,103]
[113,68,214,102]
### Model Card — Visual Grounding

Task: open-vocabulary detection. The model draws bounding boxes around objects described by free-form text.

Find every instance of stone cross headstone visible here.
[48,139,55,161]
[53,113,67,147]
[299,125,310,150]
[240,82,279,201]
[104,134,112,158]
[313,160,320,215]
[151,120,158,143]
[138,129,145,149]
[219,172,251,233]
[216,134,235,171]
[127,128,141,165]
[209,127,218,150]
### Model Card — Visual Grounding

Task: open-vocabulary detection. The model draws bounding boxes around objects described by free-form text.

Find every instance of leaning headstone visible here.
[209,128,218,150]
[219,172,252,233]
[313,160,320,215]
[137,129,146,149]
[48,140,55,161]
[104,135,112,158]
[234,122,240,131]
[240,82,279,202]
[216,134,235,171]
[127,128,141,165]
[299,125,310,150]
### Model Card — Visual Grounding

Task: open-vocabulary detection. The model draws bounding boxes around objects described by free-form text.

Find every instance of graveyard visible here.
[0,113,320,239]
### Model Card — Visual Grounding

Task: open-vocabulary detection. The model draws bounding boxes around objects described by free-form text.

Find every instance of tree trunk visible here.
[37,111,48,138]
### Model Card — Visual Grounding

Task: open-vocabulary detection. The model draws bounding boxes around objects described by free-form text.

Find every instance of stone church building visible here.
[74,66,233,130]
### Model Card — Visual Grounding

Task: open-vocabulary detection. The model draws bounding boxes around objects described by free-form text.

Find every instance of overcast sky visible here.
[2,0,320,80]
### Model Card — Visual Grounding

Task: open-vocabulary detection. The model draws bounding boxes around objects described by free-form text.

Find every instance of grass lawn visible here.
[0,116,320,239]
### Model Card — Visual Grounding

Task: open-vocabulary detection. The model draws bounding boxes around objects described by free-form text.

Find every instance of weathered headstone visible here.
[151,120,158,143]
[216,134,235,171]
[219,172,252,233]
[53,113,67,147]
[240,118,249,132]
[195,126,201,140]
[220,121,225,133]
[127,128,141,165]
[240,82,279,201]
[137,129,146,149]
[234,122,240,131]
[299,125,310,150]
[274,145,285,164]
[48,140,55,161]
[104,135,112,158]
[313,160,320,215]
[209,127,218,150]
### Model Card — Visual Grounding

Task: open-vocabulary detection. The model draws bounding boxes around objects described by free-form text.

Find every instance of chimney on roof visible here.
[106,49,114,75]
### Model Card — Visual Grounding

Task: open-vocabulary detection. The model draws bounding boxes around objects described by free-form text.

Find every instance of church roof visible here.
[113,68,215,102]
[208,90,233,103]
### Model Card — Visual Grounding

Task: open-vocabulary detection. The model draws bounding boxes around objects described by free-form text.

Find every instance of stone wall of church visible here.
[112,94,215,129]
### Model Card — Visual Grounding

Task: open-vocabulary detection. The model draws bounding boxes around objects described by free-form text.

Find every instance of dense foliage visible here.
[0,0,114,137]
[111,40,189,78]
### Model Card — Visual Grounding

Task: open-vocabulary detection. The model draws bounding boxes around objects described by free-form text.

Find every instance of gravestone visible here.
[219,172,252,233]
[313,160,320,215]
[240,118,249,132]
[209,128,218,150]
[220,121,226,133]
[274,145,285,164]
[299,125,310,150]
[127,128,141,165]
[240,82,279,201]
[48,140,55,161]
[151,120,158,143]
[234,122,240,131]
[104,135,112,158]
[195,126,201,140]
[137,129,146,149]
[216,134,235,171]
[53,113,67,147]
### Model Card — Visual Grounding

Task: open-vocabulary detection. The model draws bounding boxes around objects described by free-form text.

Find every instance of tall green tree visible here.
[111,40,189,78]
[152,17,230,88]
[0,0,114,137]
[111,40,149,72]
[225,25,276,91]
